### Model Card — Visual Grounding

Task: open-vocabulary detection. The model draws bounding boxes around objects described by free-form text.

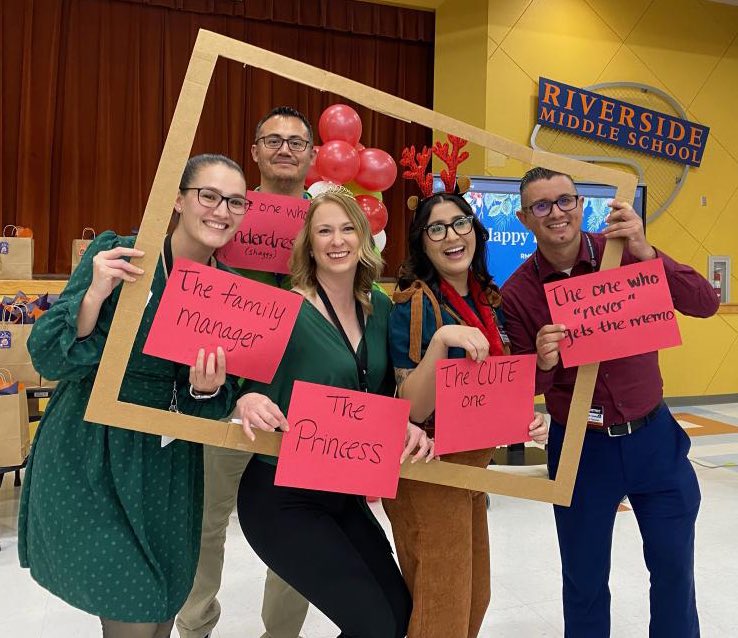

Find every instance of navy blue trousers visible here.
[548,404,700,637]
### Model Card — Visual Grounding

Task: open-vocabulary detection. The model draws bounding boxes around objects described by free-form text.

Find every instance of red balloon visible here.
[355,142,366,152]
[316,140,360,184]
[305,145,321,187]
[355,194,388,235]
[355,148,398,192]
[319,104,362,146]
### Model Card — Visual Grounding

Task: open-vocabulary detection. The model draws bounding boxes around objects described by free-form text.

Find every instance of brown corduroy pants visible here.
[383,448,494,638]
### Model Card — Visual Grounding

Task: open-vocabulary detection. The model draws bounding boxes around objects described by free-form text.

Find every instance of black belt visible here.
[589,401,665,437]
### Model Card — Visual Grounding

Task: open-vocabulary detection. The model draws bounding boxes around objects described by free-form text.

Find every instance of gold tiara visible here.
[312,183,357,200]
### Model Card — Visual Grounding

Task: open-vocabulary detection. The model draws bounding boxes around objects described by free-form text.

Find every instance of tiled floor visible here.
[1,402,737,637]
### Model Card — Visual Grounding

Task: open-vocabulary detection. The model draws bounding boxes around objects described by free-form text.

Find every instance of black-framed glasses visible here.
[424,215,475,242]
[255,135,311,152]
[523,194,580,218]
[180,187,251,215]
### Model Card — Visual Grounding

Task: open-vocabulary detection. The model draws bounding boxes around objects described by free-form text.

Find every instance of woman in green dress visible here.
[235,190,434,638]
[18,154,247,638]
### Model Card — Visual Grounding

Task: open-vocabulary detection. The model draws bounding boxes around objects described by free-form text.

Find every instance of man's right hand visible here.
[535,324,567,371]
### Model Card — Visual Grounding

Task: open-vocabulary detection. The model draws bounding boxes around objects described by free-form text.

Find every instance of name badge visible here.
[587,405,604,426]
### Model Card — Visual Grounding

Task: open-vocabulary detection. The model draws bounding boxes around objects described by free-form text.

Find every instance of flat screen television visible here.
[432,176,647,286]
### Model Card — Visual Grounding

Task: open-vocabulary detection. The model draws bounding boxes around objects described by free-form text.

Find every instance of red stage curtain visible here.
[0,0,433,274]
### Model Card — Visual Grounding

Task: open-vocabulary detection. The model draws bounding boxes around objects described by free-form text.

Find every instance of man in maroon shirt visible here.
[502,167,719,638]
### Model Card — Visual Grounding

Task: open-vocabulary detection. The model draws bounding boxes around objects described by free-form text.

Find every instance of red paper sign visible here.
[544,258,681,368]
[434,355,536,455]
[275,381,410,498]
[215,191,308,274]
[143,258,302,383]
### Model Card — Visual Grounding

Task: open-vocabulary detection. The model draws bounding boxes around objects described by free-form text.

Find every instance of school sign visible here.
[537,77,709,167]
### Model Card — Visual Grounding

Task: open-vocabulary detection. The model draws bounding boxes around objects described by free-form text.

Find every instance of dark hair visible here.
[254,106,314,144]
[179,154,245,190]
[519,167,576,202]
[397,193,495,300]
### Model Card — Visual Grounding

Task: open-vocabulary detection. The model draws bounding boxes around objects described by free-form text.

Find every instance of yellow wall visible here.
[434,0,738,397]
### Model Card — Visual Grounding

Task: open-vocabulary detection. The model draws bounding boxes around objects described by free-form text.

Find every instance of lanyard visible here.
[533,232,597,276]
[162,234,174,278]
[315,283,368,392]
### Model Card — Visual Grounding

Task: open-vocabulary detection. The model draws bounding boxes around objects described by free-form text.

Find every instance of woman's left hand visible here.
[528,412,548,443]
[189,347,226,394]
[401,423,435,464]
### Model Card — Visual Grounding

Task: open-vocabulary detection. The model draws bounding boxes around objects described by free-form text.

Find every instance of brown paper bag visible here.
[71,227,96,273]
[0,307,40,388]
[0,225,34,279]
[0,371,30,467]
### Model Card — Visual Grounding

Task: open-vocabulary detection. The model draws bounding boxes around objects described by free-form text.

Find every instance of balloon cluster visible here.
[306,104,397,253]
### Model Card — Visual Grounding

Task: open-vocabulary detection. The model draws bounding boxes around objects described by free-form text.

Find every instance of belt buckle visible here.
[607,421,632,437]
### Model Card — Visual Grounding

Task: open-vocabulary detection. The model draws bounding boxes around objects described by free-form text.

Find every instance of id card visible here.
[587,405,604,427]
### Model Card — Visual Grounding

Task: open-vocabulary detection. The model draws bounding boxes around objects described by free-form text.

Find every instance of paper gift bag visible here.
[71,227,96,273]
[0,225,34,280]
[0,372,30,467]
[0,306,40,388]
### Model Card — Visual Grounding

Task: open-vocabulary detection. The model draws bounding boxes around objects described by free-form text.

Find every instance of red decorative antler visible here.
[432,135,469,193]
[400,145,433,198]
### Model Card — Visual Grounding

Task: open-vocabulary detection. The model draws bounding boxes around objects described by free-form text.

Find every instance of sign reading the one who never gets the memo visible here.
[143,258,302,383]
[275,381,410,498]
[544,259,681,368]
[216,191,309,274]
[537,77,709,167]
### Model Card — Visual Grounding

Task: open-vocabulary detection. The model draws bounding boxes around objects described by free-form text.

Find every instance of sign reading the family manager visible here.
[275,382,409,498]
[434,355,536,455]
[544,259,681,368]
[216,191,309,274]
[537,77,709,166]
[143,258,302,382]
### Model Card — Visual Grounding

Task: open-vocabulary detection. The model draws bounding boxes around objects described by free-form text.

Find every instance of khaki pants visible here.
[382,449,493,638]
[176,445,309,638]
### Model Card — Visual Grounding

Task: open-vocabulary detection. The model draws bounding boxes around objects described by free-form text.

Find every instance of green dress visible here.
[18,231,238,622]
[243,290,395,466]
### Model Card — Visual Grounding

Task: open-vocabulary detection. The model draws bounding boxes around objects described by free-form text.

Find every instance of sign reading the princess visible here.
[537,77,709,167]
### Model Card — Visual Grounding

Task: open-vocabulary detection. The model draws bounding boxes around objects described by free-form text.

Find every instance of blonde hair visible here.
[289,191,384,315]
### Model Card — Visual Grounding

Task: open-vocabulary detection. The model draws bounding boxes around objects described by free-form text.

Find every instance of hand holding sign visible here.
[236,391,290,441]
[275,381,410,498]
[143,259,302,382]
[434,355,537,455]
[535,323,567,371]
[401,423,435,464]
[544,258,681,368]
[189,346,226,394]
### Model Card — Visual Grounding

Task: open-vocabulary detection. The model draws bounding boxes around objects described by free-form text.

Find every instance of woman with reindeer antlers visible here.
[384,136,548,638]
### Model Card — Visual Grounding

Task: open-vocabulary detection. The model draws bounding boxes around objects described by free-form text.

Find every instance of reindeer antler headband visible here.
[399,134,471,211]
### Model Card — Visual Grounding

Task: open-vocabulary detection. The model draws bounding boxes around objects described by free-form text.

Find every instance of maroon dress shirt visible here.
[501,232,720,427]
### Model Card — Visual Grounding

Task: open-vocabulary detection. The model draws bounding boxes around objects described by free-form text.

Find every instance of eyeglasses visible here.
[523,194,580,218]
[424,215,475,242]
[255,135,311,152]
[180,187,251,215]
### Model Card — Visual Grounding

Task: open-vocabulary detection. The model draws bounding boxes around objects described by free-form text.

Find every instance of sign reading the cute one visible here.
[434,355,536,455]
[537,77,709,167]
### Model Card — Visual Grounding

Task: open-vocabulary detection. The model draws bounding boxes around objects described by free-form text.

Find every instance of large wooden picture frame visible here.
[85,29,637,506]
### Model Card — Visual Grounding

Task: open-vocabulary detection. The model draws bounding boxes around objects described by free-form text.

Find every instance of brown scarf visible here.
[392,276,505,364]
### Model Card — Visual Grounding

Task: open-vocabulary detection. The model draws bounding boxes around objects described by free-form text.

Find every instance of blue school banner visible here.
[537,77,709,167]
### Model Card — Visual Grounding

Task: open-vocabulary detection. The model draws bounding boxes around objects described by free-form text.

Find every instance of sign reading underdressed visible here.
[537,77,709,167]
